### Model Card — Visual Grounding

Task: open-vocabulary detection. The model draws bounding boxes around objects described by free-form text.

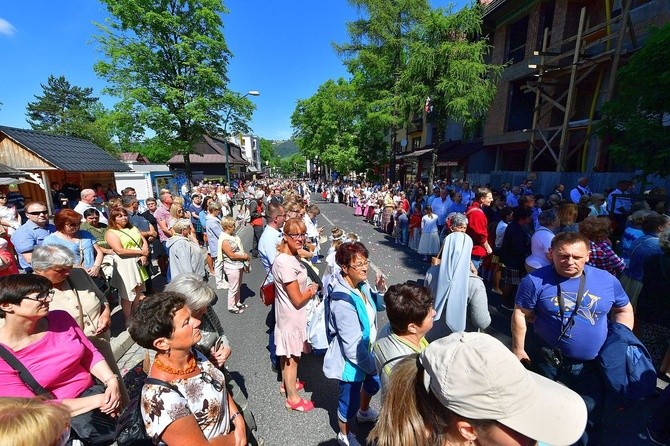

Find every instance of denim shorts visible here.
[337,374,380,423]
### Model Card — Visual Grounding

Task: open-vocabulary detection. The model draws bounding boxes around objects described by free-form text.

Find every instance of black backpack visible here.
[115,377,184,446]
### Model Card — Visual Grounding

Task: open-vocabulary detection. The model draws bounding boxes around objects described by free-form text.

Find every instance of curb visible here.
[111,331,135,362]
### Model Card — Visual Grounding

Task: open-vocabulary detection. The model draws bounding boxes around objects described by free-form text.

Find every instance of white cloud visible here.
[0,18,17,36]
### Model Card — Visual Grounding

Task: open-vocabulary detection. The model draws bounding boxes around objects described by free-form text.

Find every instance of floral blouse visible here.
[141,350,230,444]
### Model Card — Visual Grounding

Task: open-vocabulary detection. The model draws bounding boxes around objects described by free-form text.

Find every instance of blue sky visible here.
[0,0,469,142]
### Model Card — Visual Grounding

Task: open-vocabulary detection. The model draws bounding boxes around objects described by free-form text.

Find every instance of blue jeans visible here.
[337,374,380,423]
[534,350,604,445]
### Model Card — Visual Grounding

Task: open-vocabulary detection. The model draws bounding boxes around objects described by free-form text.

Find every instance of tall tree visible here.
[291,78,360,175]
[94,0,255,181]
[403,4,502,187]
[598,24,670,185]
[26,75,117,153]
[336,0,430,182]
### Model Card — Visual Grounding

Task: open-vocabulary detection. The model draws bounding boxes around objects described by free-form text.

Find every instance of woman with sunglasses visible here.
[323,241,387,446]
[272,217,319,412]
[0,274,122,442]
[128,292,246,445]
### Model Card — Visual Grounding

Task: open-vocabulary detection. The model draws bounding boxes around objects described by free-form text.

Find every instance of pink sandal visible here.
[285,397,315,412]
[279,380,305,395]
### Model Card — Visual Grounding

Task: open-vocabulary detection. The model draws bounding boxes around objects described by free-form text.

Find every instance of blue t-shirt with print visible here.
[516,264,629,361]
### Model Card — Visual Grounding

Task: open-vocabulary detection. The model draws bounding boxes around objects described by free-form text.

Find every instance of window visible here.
[506,80,534,132]
[412,137,422,149]
[506,16,529,64]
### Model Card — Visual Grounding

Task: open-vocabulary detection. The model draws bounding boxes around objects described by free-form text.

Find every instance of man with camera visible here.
[511,232,634,445]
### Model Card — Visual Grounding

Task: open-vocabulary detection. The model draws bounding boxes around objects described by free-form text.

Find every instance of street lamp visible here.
[223,90,260,185]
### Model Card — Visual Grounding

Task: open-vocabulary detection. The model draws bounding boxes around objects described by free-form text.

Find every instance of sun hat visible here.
[419,332,587,446]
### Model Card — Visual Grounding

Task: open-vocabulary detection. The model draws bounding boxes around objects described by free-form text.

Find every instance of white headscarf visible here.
[433,232,472,332]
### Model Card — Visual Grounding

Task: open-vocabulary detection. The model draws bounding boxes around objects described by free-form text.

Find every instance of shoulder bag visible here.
[115,377,184,446]
[260,262,276,306]
[0,345,117,445]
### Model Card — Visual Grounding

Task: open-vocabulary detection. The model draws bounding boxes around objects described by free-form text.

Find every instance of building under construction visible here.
[481,0,670,173]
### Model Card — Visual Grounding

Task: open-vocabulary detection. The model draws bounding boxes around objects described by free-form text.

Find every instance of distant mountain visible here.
[273,139,299,158]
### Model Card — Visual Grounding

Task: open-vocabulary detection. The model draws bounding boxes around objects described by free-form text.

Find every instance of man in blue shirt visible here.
[430,188,452,234]
[10,201,55,273]
[512,232,634,445]
[258,202,286,372]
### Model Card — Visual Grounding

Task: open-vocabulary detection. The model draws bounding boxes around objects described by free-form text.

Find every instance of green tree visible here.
[259,138,277,166]
[403,4,502,187]
[598,24,670,184]
[291,78,361,175]
[26,75,117,153]
[94,0,255,181]
[336,0,430,181]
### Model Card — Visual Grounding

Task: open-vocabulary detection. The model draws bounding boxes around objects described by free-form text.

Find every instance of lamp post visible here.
[223,90,260,186]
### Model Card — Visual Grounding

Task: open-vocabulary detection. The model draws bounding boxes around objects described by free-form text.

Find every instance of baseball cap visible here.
[419,332,587,446]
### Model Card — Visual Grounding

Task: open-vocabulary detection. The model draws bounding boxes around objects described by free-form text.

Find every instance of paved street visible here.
[116,196,661,446]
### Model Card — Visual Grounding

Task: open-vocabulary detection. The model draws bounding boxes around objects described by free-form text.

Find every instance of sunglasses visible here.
[285,233,306,239]
[26,210,48,216]
[23,289,55,303]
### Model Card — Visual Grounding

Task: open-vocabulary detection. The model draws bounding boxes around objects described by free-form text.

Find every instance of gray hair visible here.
[172,218,192,233]
[80,188,94,200]
[538,209,559,227]
[122,196,138,207]
[208,201,222,212]
[165,273,216,312]
[448,212,468,228]
[31,244,75,271]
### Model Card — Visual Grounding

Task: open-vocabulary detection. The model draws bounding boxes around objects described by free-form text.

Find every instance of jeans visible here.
[266,301,278,370]
[337,374,381,423]
[534,347,604,445]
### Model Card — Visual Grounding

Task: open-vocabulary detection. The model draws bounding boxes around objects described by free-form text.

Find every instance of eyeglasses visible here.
[200,372,224,392]
[0,196,6,199]
[26,210,48,216]
[286,233,306,239]
[275,214,286,218]
[23,289,55,303]
[348,260,370,270]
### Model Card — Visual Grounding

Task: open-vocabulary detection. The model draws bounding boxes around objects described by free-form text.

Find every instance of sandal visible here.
[228,307,244,314]
[285,397,314,412]
[236,302,250,309]
[279,380,305,395]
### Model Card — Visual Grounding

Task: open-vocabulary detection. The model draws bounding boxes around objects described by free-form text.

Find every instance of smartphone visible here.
[213,336,229,351]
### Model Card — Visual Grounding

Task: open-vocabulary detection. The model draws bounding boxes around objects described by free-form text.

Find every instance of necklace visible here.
[154,355,198,375]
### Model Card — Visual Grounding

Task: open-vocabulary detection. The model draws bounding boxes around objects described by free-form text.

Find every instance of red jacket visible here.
[466,202,489,257]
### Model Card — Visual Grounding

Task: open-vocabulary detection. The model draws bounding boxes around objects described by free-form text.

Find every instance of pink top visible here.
[154,204,172,242]
[0,310,104,399]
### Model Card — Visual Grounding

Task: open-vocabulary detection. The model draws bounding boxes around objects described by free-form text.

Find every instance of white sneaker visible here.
[337,432,361,446]
[356,407,379,423]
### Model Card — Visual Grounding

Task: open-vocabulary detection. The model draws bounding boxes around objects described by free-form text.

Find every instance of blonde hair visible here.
[0,397,70,446]
[169,203,183,220]
[221,216,236,231]
[173,196,185,207]
[279,217,307,250]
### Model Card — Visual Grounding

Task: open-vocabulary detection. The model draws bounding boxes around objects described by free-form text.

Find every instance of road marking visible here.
[320,212,334,226]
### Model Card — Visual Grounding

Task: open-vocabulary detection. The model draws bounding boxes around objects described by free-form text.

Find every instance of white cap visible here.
[419,332,587,446]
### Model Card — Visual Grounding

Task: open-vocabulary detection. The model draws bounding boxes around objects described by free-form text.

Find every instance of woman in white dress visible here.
[418,205,440,260]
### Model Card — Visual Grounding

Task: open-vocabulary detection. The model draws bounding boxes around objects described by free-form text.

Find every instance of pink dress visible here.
[272,253,311,358]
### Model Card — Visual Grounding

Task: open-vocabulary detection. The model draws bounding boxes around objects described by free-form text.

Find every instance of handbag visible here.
[115,377,184,446]
[260,262,276,305]
[307,296,329,350]
[0,345,116,445]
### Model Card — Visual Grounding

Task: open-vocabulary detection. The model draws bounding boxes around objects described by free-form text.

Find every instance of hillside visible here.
[273,139,299,158]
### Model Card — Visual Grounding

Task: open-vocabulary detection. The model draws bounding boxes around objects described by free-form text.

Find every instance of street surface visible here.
[121,195,658,446]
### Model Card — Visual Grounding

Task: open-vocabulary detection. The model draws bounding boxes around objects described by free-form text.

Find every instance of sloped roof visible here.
[120,152,150,163]
[0,163,29,177]
[0,125,130,172]
[166,134,249,166]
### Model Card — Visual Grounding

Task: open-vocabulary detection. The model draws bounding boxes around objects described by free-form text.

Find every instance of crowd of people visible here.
[0,174,669,446]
